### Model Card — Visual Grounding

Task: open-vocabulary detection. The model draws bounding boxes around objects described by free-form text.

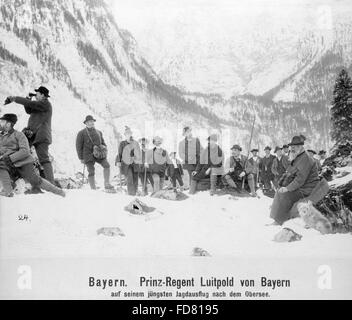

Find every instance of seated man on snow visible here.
[222,144,248,191]
[0,113,65,197]
[270,135,321,225]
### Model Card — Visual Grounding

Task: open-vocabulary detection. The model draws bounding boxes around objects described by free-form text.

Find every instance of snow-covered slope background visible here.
[1,0,351,178]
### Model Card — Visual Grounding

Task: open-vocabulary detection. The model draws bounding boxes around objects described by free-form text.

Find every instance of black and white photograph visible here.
[0,0,352,303]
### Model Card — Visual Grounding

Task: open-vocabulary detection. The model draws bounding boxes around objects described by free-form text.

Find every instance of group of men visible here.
[1,86,329,225]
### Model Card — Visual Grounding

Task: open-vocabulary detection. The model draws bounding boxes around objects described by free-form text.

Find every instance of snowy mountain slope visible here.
[0,0,227,175]
[111,0,352,99]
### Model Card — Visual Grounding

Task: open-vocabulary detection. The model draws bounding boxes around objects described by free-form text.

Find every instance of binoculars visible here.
[28,93,36,97]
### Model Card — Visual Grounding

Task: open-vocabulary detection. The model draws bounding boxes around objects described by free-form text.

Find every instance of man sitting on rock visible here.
[270,135,320,225]
[223,144,247,191]
[0,114,65,197]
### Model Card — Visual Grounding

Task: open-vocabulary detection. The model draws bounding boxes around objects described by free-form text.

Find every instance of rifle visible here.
[242,115,256,190]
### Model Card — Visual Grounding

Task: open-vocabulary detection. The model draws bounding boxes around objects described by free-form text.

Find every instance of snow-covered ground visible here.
[1,185,351,260]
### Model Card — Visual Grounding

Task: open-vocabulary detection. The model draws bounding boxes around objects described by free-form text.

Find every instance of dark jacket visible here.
[14,97,52,145]
[272,155,289,177]
[261,155,276,176]
[178,137,202,171]
[115,139,141,176]
[0,129,34,167]
[76,127,107,163]
[285,150,320,195]
[167,159,184,177]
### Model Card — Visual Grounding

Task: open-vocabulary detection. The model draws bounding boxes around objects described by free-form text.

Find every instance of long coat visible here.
[272,155,289,178]
[0,129,34,167]
[260,154,276,180]
[178,137,202,171]
[285,150,320,196]
[14,97,52,145]
[115,139,141,176]
[76,127,107,163]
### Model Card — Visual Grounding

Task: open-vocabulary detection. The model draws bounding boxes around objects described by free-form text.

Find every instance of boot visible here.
[0,169,14,196]
[103,167,111,187]
[0,191,14,197]
[39,179,66,197]
[88,176,96,190]
[42,162,55,184]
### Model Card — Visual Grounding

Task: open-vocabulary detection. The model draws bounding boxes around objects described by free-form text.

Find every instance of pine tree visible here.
[331,69,352,144]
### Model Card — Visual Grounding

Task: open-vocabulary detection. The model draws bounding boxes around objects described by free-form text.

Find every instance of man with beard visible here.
[245,148,261,197]
[223,144,247,191]
[270,135,320,225]
[5,87,55,187]
[0,113,65,197]
[76,115,114,192]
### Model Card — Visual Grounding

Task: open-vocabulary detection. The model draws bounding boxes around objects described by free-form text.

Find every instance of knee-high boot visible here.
[42,162,55,184]
[0,169,14,197]
[40,178,66,197]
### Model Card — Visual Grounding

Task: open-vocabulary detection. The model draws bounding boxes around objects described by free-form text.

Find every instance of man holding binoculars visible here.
[4,86,55,190]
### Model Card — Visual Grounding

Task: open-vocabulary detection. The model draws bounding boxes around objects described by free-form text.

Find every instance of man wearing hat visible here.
[76,115,114,191]
[137,137,154,195]
[178,126,203,187]
[260,146,275,190]
[194,133,224,196]
[223,144,247,190]
[270,135,320,225]
[115,126,141,195]
[145,136,170,193]
[245,148,261,196]
[0,113,65,197]
[5,86,55,186]
[271,146,289,188]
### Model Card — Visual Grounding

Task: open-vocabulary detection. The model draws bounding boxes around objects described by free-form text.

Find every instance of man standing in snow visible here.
[245,148,261,197]
[270,135,320,225]
[145,136,170,193]
[260,146,276,190]
[271,146,289,188]
[178,126,202,187]
[0,113,65,197]
[115,126,141,195]
[76,115,114,192]
[5,87,55,187]
[137,137,154,195]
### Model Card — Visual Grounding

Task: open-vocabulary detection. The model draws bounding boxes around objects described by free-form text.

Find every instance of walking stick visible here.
[242,115,256,190]
[143,165,147,195]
